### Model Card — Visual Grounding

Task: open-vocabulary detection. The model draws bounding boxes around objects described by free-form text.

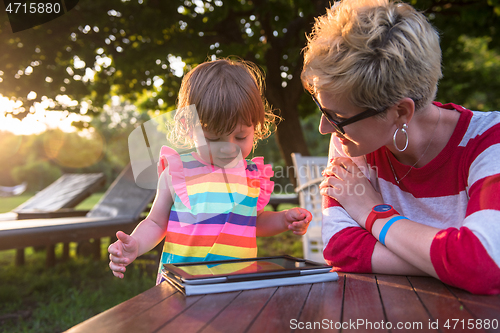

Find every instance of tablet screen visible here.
[164,256,330,280]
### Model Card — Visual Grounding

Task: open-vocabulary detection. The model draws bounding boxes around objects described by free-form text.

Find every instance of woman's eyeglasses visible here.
[312,95,385,135]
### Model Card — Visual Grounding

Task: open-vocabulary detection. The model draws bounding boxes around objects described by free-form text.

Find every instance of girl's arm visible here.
[256,208,312,237]
[129,171,173,255]
[108,171,173,278]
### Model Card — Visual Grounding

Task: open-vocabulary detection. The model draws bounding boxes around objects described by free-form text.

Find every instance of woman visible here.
[301,0,500,294]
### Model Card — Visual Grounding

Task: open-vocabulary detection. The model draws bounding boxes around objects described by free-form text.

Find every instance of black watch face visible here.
[374,204,392,212]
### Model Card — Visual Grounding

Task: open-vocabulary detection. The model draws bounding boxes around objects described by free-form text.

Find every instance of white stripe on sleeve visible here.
[467,143,500,187]
[322,206,359,250]
[463,209,500,267]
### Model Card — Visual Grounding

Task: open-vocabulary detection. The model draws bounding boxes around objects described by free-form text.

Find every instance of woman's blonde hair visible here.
[301,0,442,112]
[170,58,277,149]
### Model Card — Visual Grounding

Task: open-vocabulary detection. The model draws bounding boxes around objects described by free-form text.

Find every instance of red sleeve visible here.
[429,127,500,295]
[431,227,500,295]
[324,227,378,273]
[322,195,377,273]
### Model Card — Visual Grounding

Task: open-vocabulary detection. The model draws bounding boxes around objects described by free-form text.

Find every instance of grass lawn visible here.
[0,194,33,213]
[0,193,304,332]
[0,244,155,333]
[0,192,104,214]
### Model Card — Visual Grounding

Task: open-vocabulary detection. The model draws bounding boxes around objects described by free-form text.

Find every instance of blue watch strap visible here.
[379,216,409,246]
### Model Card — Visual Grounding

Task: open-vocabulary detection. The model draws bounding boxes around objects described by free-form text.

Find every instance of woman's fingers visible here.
[323,157,360,176]
[320,175,342,190]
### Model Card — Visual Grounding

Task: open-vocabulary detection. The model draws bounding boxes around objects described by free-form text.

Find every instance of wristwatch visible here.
[365,204,399,234]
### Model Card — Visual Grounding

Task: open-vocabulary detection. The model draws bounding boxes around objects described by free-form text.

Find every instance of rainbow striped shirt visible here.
[156,147,273,283]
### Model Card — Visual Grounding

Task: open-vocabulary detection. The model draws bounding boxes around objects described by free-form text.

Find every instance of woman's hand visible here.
[320,157,383,227]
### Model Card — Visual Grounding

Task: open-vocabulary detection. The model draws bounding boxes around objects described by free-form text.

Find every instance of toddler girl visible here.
[108,59,312,282]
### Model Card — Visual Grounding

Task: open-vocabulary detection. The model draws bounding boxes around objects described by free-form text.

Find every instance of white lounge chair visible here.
[291,153,329,263]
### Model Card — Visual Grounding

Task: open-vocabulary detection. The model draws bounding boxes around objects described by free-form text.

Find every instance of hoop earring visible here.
[393,124,409,152]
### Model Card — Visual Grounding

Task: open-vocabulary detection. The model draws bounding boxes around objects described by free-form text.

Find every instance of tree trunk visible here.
[264,47,310,184]
[273,101,310,168]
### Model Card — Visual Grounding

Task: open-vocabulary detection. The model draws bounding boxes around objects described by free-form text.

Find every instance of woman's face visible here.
[316,91,396,157]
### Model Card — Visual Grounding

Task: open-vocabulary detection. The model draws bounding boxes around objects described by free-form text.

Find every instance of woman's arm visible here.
[322,197,427,275]
[370,217,438,277]
[322,155,500,294]
[321,158,440,276]
[371,242,428,276]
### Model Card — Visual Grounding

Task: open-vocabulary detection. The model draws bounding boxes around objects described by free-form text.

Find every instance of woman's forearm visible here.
[370,216,440,278]
[371,242,429,276]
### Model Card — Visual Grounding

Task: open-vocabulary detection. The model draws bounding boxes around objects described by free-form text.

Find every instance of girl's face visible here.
[193,121,255,168]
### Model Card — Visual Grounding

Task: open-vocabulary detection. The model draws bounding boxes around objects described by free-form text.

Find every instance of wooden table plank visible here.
[377,275,434,332]
[447,287,500,333]
[92,283,202,333]
[155,291,241,332]
[200,287,277,333]
[408,277,486,332]
[65,283,176,333]
[246,284,312,333]
[295,277,344,332]
[65,274,500,333]
[342,273,389,332]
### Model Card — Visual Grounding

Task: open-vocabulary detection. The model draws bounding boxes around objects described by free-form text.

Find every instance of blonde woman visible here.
[302,0,500,294]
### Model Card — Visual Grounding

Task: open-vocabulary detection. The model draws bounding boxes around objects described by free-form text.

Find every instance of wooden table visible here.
[65,273,500,332]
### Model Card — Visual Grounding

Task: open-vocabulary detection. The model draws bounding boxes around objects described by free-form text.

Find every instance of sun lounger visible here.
[0,165,155,266]
[0,173,105,221]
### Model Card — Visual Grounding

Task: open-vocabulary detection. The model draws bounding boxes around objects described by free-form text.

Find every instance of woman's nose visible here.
[319,116,333,135]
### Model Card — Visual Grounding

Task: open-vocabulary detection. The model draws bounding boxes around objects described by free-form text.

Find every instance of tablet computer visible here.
[163,255,332,285]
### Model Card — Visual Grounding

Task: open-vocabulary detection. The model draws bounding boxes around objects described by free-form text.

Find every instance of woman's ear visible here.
[393,97,415,125]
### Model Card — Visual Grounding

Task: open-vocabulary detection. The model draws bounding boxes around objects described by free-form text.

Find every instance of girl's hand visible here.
[319,157,383,227]
[284,207,312,235]
[108,231,139,278]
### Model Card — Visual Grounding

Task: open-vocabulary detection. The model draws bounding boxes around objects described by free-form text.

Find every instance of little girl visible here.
[108,59,312,282]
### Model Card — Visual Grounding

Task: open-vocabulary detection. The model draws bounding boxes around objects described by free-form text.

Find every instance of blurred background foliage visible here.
[0,0,499,189]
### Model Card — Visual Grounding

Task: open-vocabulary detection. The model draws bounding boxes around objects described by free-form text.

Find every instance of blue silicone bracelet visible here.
[379,216,409,246]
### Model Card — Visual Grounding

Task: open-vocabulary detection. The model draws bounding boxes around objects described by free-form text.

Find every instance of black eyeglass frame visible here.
[312,95,386,135]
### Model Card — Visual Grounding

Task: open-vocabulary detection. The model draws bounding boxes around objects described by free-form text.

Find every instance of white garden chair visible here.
[291,153,329,263]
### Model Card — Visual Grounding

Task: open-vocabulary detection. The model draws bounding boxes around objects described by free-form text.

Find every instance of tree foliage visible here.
[0,103,145,189]
[1,0,499,168]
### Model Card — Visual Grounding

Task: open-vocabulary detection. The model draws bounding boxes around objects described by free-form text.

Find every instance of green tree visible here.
[76,98,152,184]
[12,157,62,192]
[411,0,500,110]
[1,0,499,169]
[0,131,25,186]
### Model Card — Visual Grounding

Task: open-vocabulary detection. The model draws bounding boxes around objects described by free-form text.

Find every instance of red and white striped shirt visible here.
[323,102,500,294]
